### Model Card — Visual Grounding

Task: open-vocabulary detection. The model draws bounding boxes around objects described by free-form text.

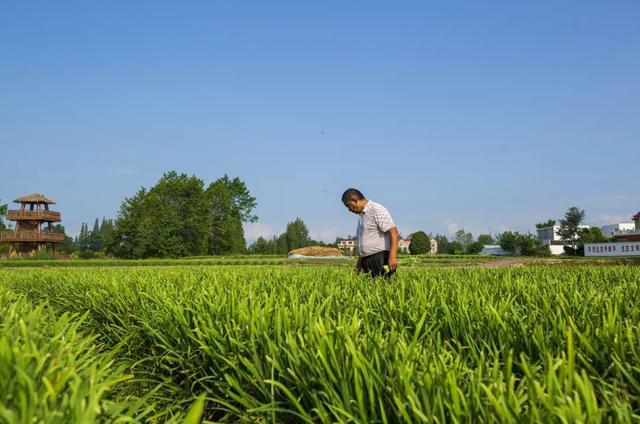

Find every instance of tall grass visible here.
[1,266,639,422]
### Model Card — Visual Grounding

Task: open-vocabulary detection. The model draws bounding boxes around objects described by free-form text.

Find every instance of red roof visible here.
[633,212,640,220]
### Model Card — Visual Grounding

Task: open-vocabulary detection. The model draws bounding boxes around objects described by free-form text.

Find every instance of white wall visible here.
[601,223,635,237]
[585,242,640,257]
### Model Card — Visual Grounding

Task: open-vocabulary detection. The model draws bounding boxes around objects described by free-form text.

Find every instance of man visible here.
[341,188,399,278]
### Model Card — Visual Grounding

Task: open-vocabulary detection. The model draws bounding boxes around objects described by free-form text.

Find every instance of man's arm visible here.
[387,227,399,270]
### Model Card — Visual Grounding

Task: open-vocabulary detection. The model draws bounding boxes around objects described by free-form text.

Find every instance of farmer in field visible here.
[342,188,399,278]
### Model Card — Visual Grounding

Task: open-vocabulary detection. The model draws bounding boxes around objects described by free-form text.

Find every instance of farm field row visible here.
[1,265,639,422]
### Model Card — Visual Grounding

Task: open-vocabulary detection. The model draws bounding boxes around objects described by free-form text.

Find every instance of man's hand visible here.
[355,257,363,273]
[388,255,398,271]
[387,227,399,271]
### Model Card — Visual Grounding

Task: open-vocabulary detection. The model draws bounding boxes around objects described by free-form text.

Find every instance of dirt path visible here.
[476,258,531,268]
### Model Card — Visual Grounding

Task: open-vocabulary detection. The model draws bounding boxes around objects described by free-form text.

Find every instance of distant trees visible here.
[433,231,497,255]
[557,207,586,255]
[108,171,257,258]
[73,218,116,257]
[0,199,7,231]
[498,231,548,256]
[454,229,474,253]
[536,219,556,229]
[432,235,448,254]
[477,234,495,245]
[409,231,431,255]
[565,227,609,256]
[248,218,335,255]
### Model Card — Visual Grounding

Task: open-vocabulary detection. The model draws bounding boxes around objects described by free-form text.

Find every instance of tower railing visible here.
[0,230,65,243]
[7,210,61,222]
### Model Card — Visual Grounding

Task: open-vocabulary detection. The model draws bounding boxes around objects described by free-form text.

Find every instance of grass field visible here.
[1,264,639,422]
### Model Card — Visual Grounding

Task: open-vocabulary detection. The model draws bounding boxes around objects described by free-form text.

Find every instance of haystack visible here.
[288,246,343,258]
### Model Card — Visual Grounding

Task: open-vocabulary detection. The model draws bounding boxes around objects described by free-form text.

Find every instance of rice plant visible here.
[1,265,639,422]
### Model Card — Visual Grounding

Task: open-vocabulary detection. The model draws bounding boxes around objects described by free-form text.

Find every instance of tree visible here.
[108,171,257,258]
[76,222,90,252]
[0,199,7,231]
[434,235,450,254]
[575,227,608,256]
[467,241,484,254]
[536,219,557,229]
[515,233,541,256]
[477,234,495,245]
[285,218,311,251]
[214,175,258,223]
[448,241,464,255]
[205,180,246,255]
[52,224,75,254]
[249,236,272,254]
[455,229,474,253]
[409,231,431,255]
[557,207,586,255]
[275,233,288,255]
[100,218,116,254]
[498,231,519,255]
[88,218,102,251]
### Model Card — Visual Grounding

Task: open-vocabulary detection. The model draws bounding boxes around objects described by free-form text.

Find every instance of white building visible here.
[337,237,356,256]
[601,223,635,237]
[398,236,438,254]
[480,245,508,256]
[536,224,590,255]
[398,237,412,254]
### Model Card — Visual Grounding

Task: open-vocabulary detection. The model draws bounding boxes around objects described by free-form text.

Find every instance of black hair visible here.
[341,188,365,203]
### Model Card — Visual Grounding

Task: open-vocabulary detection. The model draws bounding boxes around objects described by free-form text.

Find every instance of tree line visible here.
[49,171,258,258]
[248,218,335,254]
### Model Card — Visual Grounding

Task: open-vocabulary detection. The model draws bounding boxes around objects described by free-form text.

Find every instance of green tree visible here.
[575,227,608,256]
[275,233,288,255]
[515,233,541,256]
[88,218,102,251]
[249,236,272,254]
[205,180,246,255]
[448,241,464,254]
[285,218,311,251]
[111,172,211,258]
[76,222,90,252]
[434,235,450,254]
[455,229,474,252]
[477,234,495,245]
[557,207,586,255]
[52,224,75,254]
[536,219,557,229]
[0,199,7,231]
[498,231,519,255]
[409,231,431,255]
[100,218,116,253]
[467,241,484,254]
[215,175,258,223]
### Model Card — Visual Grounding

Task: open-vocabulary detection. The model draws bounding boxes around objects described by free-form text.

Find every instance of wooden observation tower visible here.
[0,193,65,255]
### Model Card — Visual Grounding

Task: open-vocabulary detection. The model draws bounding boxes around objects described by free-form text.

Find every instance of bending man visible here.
[341,188,399,278]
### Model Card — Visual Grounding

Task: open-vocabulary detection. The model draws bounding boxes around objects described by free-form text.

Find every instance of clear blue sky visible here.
[1,1,639,242]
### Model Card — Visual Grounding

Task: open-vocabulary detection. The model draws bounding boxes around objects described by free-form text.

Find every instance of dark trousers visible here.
[361,250,395,278]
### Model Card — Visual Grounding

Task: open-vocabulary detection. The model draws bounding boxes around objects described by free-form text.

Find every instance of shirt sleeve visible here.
[374,205,396,233]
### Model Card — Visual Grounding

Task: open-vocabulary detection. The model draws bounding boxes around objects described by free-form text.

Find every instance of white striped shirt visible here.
[356,201,396,257]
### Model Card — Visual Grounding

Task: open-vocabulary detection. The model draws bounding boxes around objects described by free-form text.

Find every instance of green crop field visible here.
[1,265,639,422]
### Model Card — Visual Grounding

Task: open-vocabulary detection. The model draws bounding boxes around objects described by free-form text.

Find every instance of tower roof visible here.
[632,212,640,221]
[13,193,56,204]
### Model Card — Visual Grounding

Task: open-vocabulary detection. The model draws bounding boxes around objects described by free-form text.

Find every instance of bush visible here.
[409,231,431,255]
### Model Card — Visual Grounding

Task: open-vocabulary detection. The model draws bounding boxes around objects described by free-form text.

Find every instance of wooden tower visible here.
[0,193,64,256]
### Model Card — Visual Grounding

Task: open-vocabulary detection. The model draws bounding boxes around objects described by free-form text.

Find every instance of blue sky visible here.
[1,1,639,242]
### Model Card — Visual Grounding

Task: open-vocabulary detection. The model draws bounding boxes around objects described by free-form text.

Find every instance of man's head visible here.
[342,188,367,214]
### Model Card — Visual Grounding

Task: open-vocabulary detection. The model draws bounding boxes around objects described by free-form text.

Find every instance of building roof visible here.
[633,212,640,220]
[13,193,56,204]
